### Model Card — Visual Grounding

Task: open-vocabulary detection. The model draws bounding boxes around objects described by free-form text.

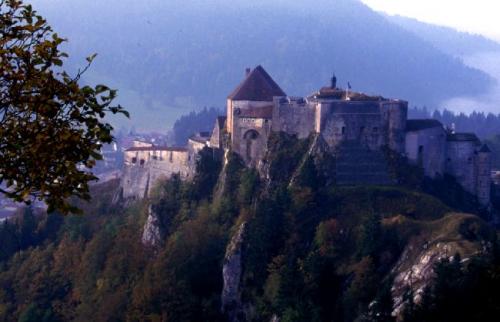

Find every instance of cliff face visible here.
[221,223,246,322]
[127,134,496,321]
[141,205,164,248]
[386,213,493,316]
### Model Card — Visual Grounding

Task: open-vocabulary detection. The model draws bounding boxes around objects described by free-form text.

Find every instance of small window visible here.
[360,126,365,134]
[342,126,346,135]
[131,157,137,164]
[468,157,472,164]
[152,155,158,160]
[169,152,173,163]
[140,159,145,166]
[373,127,378,133]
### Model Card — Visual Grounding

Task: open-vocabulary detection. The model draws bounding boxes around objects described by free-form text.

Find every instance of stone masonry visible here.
[119,65,492,206]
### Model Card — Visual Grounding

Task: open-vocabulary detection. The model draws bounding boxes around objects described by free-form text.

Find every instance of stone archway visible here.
[243,129,260,165]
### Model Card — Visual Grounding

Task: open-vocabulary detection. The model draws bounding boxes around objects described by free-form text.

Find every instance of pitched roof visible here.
[406,119,443,132]
[125,146,187,152]
[228,65,286,101]
[315,87,386,101]
[479,144,491,153]
[238,105,274,119]
[447,133,479,142]
[216,116,227,129]
[189,132,210,144]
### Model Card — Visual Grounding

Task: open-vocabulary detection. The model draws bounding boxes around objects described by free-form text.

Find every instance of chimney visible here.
[245,68,251,77]
[331,73,337,89]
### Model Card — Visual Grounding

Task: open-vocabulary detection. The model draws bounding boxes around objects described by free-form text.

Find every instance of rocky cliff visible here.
[221,223,247,322]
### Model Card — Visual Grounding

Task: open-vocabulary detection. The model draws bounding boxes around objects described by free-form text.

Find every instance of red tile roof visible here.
[125,146,187,152]
[228,65,286,101]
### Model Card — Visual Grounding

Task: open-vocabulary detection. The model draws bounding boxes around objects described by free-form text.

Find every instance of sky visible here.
[361,0,500,41]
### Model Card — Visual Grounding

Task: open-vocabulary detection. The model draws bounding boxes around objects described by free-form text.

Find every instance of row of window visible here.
[334,126,379,134]
[130,154,191,165]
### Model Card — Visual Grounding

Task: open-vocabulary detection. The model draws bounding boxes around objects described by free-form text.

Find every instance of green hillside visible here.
[0,135,499,321]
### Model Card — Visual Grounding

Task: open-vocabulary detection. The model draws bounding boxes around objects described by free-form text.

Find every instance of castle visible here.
[119,66,492,206]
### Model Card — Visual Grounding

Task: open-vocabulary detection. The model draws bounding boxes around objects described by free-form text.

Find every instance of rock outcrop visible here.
[222,223,246,322]
[141,205,164,248]
[391,242,452,316]
[389,213,492,317]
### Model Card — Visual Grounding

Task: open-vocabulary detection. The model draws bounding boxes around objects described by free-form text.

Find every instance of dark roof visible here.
[479,144,491,153]
[228,65,286,101]
[238,105,273,119]
[317,87,344,99]
[447,133,479,142]
[316,87,386,101]
[406,119,443,132]
[189,134,210,144]
[216,116,227,129]
[126,146,187,152]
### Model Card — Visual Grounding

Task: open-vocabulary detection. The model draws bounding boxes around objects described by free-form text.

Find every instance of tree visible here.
[0,0,128,212]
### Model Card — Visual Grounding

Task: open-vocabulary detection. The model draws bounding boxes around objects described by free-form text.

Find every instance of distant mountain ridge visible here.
[386,14,500,57]
[30,0,494,129]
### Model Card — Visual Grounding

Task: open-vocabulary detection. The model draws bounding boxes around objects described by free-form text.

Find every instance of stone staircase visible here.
[335,141,394,186]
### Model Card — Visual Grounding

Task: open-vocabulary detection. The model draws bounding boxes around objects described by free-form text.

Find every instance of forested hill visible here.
[1,134,500,321]
[29,0,493,129]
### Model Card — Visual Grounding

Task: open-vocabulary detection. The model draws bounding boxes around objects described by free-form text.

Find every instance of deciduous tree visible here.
[0,0,128,212]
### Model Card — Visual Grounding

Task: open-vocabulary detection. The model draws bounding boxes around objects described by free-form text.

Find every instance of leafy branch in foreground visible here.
[0,0,129,213]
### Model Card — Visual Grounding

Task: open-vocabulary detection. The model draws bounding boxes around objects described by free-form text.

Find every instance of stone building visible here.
[118,140,195,200]
[226,66,286,166]
[223,66,492,205]
[119,65,492,206]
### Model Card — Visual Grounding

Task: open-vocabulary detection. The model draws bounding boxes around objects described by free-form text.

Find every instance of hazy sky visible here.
[361,0,500,41]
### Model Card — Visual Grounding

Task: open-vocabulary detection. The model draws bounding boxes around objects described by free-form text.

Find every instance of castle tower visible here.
[226,66,286,165]
[380,100,408,154]
[476,144,492,206]
[226,66,286,134]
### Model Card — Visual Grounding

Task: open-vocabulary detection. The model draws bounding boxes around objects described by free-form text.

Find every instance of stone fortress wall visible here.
[405,122,447,178]
[118,140,201,200]
[119,65,493,207]
[226,67,492,206]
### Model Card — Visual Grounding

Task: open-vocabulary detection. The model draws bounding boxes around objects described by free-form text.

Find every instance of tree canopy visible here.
[0,0,128,213]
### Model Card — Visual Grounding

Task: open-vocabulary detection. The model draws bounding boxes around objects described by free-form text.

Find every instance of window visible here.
[169,152,173,163]
[140,159,145,166]
[152,155,158,160]
[132,157,137,164]
[360,126,365,134]
[373,127,378,133]
[342,126,346,135]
